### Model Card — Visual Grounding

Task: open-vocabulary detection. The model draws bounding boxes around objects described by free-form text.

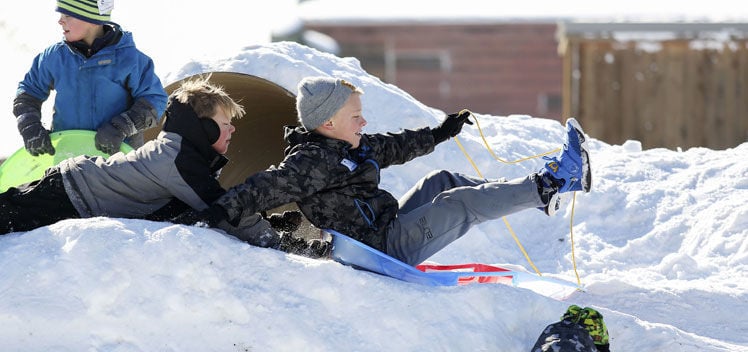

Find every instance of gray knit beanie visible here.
[296,77,361,131]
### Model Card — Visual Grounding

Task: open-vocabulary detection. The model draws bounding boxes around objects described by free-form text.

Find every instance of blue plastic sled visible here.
[327,229,583,299]
[329,229,521,286]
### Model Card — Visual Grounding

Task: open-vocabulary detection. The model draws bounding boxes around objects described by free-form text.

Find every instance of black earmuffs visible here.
[200,118,220,145]
[164,96,224,148]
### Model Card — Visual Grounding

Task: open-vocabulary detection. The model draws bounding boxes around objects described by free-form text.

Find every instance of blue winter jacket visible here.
[16,24,167,133]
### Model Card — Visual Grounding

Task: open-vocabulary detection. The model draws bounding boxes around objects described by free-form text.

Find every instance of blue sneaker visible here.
[542,118,591,194]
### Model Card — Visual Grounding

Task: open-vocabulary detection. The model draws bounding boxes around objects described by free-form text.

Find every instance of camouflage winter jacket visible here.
[216,125,436,251]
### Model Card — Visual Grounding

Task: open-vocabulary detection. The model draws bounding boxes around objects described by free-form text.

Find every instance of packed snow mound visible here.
[1,42,746,350]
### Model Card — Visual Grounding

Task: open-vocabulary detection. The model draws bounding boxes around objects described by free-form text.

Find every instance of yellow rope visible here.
[453,136,482,178]
[453,135,542,275]
[453,110,582,286]
[469,111,561,164]
[569,193,582,286]
[502,217,542,274]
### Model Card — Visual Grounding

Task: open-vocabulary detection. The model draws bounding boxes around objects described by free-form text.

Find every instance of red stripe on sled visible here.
[416,263,514,285]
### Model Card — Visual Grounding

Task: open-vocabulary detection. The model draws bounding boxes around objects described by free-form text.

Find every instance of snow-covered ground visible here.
[1,2,747,351]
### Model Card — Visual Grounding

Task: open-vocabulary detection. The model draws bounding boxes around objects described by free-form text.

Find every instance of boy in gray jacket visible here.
[174,76,591,265]
[1,77,294,241]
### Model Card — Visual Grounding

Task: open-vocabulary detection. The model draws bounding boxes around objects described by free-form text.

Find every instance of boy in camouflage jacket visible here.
[174,76,591,265]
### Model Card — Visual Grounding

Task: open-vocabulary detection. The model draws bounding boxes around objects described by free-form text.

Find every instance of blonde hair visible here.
[171,75,245,120]
[341,79,363,94]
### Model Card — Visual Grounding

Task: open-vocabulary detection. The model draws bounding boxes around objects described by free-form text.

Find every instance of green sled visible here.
[0,130,133,192]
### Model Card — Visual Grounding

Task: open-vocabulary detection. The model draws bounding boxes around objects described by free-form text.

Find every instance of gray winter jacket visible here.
[59,101,227,218]
[215,126,435,251]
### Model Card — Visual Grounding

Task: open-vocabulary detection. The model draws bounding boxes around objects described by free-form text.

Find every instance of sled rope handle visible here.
[465,109,561,164]
[569,192,581,285]
[452,136,542,275]
[453,110,582,287]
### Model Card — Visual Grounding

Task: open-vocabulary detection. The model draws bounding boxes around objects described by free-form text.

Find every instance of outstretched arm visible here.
[172,149,330,227]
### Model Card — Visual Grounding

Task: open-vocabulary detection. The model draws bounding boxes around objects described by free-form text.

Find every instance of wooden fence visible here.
[559,23,748,150]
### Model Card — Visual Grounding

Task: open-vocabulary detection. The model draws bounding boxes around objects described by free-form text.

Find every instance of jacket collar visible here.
[283,125,353,155]
[67,23,123,58]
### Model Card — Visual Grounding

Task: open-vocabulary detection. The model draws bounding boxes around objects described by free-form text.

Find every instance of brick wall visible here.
[304,22,563,120]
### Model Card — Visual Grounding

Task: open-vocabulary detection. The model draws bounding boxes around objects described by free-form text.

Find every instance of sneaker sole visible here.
[545,192,560,216]
[545,191,571,216]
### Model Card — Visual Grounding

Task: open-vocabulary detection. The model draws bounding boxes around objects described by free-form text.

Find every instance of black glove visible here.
[95,120,127,155]
[17,113,55,156]
[431,109,473,144]
[171,204,229,228]
[278,233,332,259]
[96,108,144,155]
[170,209,211,227]
[217,213,282,248]
[264,210,304,232]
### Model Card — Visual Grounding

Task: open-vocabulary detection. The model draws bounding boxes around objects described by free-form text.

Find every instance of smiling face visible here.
[209,106,236,154]
[320,93,366,149]
[58,14,103,45]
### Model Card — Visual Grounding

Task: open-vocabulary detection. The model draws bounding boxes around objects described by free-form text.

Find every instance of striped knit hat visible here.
[57,0,114,24]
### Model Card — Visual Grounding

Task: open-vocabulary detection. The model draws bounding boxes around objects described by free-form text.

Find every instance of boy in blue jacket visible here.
[12,0,167,156]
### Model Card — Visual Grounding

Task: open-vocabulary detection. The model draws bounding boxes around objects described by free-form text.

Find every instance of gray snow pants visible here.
[385,170,544,266]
